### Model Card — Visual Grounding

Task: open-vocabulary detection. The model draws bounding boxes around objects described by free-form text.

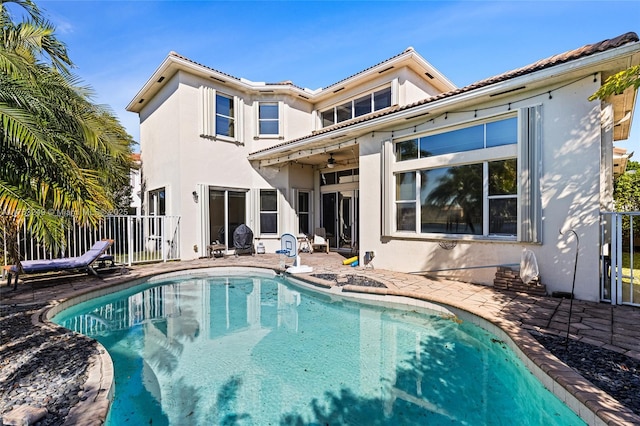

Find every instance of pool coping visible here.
[38,264,640,426]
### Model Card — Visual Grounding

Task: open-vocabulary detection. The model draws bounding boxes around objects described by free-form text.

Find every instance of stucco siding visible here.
[357,76,604,300]
[399,67,446,105]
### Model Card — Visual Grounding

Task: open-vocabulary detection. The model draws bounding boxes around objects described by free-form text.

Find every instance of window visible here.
[321,168,359,186]
[395,172,416,231]
[393,116,519,237]
[395,117,518,161]
[419,165,483,235]
[148,187,166,237]
[199,86,243,140]
[297,191,311,235]
[488,159,518,235]
[321,86,392,127]
[321,109,334,128]
[216,93,235,138]
[148,188,166,216]
[259,190,278,235]
[258,102,279,136]
[209,189,247,249]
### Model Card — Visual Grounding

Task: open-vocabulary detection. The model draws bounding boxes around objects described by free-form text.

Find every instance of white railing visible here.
[2,215,181,269]
[600,212,639,306]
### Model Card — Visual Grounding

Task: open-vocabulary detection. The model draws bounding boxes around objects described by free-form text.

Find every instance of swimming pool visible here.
[53,269,585,425]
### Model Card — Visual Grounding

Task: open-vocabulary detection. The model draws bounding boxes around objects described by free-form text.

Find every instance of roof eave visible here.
[126,54,315,113]
[249,41,640,162]
[312,49,457,103]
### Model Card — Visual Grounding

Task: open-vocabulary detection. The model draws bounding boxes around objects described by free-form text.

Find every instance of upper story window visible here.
[258,102,280,137]
[321,86,392,128]
[215,93,235,138]
[199,86,243,141]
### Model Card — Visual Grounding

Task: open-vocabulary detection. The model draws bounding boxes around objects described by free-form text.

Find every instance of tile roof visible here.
[169,51,242,82]
[321,47,417,91]
[250,32,639,156]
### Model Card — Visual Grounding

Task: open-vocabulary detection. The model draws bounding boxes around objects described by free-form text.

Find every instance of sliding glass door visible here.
[321,190,358,250]
[209,189,247,248]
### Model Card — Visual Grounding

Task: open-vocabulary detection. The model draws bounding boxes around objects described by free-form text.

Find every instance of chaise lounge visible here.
[3,239,115,290]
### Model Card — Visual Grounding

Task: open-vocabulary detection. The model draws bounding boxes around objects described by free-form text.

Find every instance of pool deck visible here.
[1,252,640,425]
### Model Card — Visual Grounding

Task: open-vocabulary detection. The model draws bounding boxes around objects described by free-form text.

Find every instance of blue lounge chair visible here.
[3,239,114,290]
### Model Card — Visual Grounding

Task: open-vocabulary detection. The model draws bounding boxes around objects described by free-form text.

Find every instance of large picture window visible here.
[393,116,519,238]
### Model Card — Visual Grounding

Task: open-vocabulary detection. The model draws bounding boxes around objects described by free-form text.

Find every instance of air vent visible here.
[333,87,345,93]
[425,72,434,79]
[157,76,165,83]
[378,66,394,74]
[210,76,226,83]
[138,99,144,104]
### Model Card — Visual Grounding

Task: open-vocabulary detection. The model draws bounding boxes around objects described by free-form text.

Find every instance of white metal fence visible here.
[2,215,181,269]
[600,212,639,306]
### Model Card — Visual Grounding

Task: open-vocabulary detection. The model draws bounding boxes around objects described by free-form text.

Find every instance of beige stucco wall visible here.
[139,71,316,259]
[138,61,609,302]
[399,67,446,104]
[358,76,604,301]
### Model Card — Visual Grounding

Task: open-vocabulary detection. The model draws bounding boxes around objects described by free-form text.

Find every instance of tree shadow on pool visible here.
[279,319,580,425]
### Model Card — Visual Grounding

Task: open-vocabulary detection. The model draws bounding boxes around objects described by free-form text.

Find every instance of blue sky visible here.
[34,1,640,154]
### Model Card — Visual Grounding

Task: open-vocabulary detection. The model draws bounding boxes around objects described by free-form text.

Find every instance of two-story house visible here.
[127,32,640,301]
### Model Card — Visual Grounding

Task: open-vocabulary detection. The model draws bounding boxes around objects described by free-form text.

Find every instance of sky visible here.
[26,1,640,155]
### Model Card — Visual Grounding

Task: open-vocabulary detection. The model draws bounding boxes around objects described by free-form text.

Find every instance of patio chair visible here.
[311,228,329,254]
[3,239,114,290]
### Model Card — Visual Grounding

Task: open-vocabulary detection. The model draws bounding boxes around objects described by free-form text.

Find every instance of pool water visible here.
[53,273,585,425]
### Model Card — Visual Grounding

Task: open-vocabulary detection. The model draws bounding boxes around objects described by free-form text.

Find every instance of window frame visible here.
[199,86,242,142]
[319,85,392,128]
[148,187,166,216]
[259,189,279,236]
[215,92,235,139]
[390,113,520,241]
[256,101,283,139]
[295,189,313,236]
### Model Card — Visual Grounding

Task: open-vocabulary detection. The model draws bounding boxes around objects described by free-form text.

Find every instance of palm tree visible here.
[0,0,133,273]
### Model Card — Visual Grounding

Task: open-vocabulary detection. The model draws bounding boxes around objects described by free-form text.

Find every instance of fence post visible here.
[128,216,134,266]
[612,213,623,305]
[161,216,167,262]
